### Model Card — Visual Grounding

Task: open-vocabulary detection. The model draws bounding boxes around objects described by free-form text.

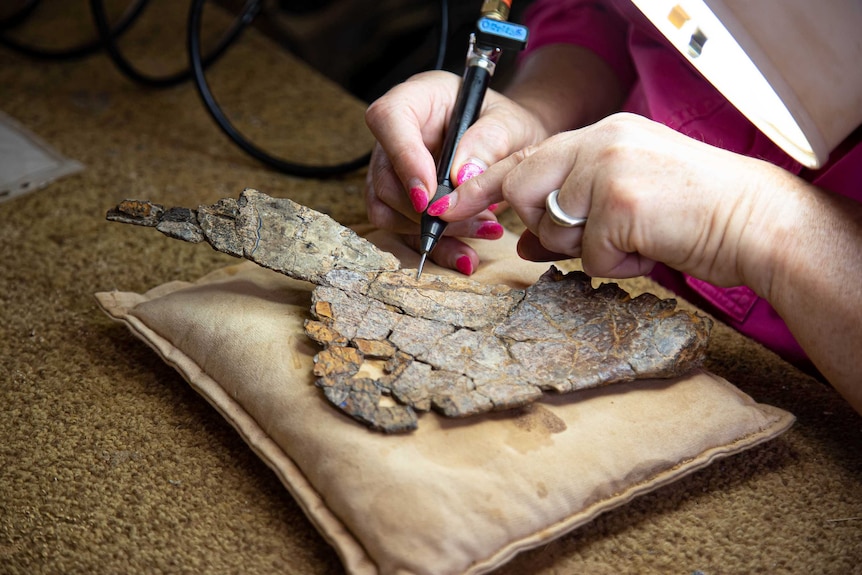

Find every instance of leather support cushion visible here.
[95,230,794,575]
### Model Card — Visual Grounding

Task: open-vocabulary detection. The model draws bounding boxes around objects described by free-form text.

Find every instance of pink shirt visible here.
[523,0,862,370]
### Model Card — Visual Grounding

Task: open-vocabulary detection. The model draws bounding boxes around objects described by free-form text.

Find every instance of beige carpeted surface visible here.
[1,2,860,574]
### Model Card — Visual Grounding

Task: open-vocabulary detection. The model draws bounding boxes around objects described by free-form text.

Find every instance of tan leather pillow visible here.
[95,230,794,575]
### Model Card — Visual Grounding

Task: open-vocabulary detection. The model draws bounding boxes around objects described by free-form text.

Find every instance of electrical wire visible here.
[184,0,448,177]
[0,0,451,178]
[433,0,449,71]
[90,0,258,89]
[0,0,40,31]
[187,0,371,177]
[186,0,449,178]
[0,0,147,60]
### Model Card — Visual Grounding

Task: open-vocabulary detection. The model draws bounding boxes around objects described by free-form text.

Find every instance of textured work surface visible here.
[1,2,861,574]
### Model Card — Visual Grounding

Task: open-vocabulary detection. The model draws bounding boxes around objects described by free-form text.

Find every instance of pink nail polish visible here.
[455,255,474,276]
[409,187,428,213]
[426,195,451,217]
[456,162,485,186]
[487,203,499,212]
[475,221,504,240]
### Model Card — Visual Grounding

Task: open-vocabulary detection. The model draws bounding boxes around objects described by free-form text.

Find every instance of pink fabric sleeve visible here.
[523,0,862,373]
[521,0,637,92]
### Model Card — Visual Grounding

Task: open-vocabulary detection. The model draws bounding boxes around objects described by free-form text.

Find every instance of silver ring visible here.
[545,190,587,227]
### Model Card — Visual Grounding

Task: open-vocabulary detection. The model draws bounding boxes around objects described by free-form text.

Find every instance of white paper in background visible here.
[0,110,84,204]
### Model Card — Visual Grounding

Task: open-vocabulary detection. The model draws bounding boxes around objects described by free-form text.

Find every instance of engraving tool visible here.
[416,3,528,278]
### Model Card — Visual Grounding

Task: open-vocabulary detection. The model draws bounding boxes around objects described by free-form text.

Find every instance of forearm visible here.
[504,44,624,134]
[745,170,862,411]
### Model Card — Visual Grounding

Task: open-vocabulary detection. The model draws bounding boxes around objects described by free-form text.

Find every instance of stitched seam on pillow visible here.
[464,410,794,575]
[116,312,381,575]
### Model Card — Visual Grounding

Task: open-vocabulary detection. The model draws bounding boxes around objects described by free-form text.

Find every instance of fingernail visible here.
[427,194,452,217]
[408,181,429,212]
[487,203,499,212]
[474,221,504,240]
[455,255,474,276]
[456,159,486,186]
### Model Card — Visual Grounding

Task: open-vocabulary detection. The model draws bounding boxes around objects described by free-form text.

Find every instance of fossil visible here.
[106,190,401,283]
[107,188,713,433]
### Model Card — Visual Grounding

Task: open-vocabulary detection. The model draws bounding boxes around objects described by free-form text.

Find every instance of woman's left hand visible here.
[441,112,783,291]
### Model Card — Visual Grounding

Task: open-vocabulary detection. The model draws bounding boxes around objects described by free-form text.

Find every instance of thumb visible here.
[442,149,528,221]
[448,96,544,186]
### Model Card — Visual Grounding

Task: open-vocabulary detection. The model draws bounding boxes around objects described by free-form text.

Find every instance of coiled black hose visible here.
[187,0,371,177]
[90,0,258,89]
[0,0,450,178]
[0,0,148,60]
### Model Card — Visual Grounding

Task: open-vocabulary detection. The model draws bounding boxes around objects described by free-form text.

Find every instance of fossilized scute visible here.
[306,266,712,432]
[107,188,400,283]
[107,189,713,433]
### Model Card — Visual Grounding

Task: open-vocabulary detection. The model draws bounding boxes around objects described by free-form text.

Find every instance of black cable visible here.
[0,0,147,60]
[2,0,449,178]
[0,0,40,31]
[187,0,371,177]
[90,0,257,89]
[433,0,449,71]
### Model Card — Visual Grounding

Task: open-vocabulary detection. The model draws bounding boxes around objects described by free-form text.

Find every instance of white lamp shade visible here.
[632,0,862,168]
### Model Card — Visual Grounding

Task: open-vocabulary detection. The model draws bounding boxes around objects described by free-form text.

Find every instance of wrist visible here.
[736,163,811,303]
[504,44,623,132]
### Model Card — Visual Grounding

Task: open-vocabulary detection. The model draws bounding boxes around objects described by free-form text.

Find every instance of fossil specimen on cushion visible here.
[107,189,712,433]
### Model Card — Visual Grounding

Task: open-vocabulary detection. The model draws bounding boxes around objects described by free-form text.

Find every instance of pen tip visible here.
[416,253,428,279]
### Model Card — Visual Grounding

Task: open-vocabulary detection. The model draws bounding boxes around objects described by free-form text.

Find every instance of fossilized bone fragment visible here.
[306,266,712,432]
[107,188,400,283]
[107,189,713,433]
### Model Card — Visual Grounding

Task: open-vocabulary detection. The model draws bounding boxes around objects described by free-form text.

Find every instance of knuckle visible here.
[407,69,454,84]
[606,175,648,217]
[497,146,538,201]
[366,150,388,189]
[389,147,417,173]
[365,200,389,228]
[364,100,393,134]
[500,173,518,201]
[538,229,577,257]
[512,143,539,163]
[475,120,515,158]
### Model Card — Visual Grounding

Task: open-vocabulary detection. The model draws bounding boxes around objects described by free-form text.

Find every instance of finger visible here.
[365,71,460,204]
[366,186,496,239]
[365,190,421,236]
[366,144,421,223]
[534,187,588,257]
[488,200,507,214]
[581,250,656,279]
[366,160,505,242]
[516,229,580,262]
[503,132,594,232]
[446,143,561,230]
[448,93,548,186]
[442,151,526,221]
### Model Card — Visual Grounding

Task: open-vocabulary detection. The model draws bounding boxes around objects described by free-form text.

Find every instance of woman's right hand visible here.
[364,44,624,274]
[364,69,551,274]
